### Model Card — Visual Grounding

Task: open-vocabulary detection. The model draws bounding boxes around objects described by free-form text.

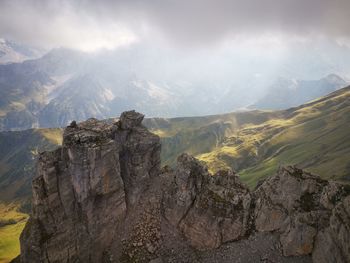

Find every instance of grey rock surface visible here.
[312,195,350,263]
[18,111,350,263]
[254,166,350,258]
[164,154,252,249]
[20,111,160,262]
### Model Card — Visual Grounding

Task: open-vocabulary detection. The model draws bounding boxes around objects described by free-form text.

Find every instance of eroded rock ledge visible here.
[17,111,350,263]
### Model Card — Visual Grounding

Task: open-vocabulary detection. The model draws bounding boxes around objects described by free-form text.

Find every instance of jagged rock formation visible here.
[254,167,350,261]
[163,155,252,249]
[17,111,350,263]
[19,111,160,262]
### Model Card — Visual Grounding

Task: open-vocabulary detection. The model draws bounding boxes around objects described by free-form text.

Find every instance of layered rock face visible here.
[19,111,160,262]
[18,111,350,263]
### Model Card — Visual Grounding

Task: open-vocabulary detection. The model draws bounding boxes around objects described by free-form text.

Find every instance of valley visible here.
[1,86,349,203]
[0,86,349,262]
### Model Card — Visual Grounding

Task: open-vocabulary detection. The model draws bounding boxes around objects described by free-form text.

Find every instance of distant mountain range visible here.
[0,38,43,64]
[0,47,197,130]
[1,39,350,131]
[252,74,347,109]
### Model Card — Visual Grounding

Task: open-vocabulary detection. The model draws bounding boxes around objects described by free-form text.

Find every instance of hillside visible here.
[0,128,62,202]
[0,203,28,263]
[146,86,350,188]
[144,110,284,165]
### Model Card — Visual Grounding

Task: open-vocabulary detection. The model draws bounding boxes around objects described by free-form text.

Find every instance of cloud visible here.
[0,0,350,50]
[0,0,137,51]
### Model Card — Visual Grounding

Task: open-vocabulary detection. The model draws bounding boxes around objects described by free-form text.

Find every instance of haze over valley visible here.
[0,38,350,131]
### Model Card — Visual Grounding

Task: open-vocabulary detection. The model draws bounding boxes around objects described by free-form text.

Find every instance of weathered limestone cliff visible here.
[17,111,350,263]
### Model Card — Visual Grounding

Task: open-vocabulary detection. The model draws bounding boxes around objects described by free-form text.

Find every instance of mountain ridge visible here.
[14,110,350,263]
[0,86,349,205]
[252,74,348,110]
[0,88,349,262]
[146,86,350,187]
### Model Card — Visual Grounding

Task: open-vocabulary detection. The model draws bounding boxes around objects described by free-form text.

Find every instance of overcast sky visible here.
[1,0,350,51]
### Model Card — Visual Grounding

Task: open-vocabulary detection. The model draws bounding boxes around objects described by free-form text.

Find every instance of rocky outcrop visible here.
[163,154,252,249]
[312,195,350,263]
[19,111,160,262]
[18,111,350,263]
[254,166,350,258]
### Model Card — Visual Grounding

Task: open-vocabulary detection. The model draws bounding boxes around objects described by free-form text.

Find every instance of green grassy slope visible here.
[0,203,28,263]
[143,110,284,165]
[146,86,350,188]
[238,87,350,187]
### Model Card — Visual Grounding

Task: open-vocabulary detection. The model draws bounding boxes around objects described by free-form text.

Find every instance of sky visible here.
[1,0,350,52]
